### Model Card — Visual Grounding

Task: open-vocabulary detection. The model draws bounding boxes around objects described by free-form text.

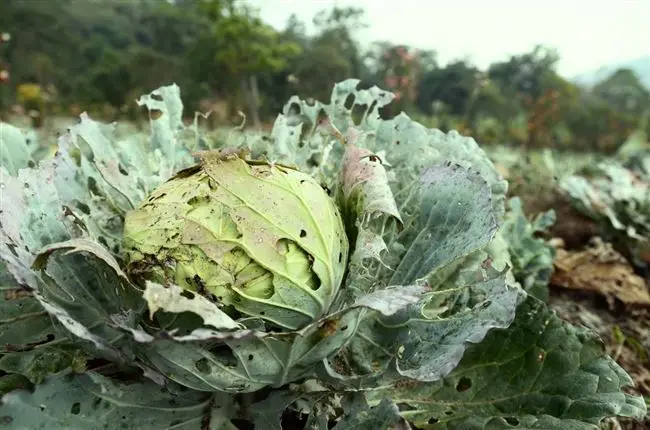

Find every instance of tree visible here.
[258,6,371,112]
[312,5,368,80]
[186,0,300,127]
[366,43,425,114]
[488,45,560,101]
[417,60,479,116]
[488,46,567,146]
[593,68,650,115]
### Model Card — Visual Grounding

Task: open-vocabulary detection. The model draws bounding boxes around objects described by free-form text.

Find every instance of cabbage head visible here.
[123,152,348,330]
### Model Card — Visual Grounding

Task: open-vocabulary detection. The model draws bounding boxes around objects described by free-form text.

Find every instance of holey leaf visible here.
[323,161,520,386]
[331,397,411,430]
[131,284,428,393]
[330,268,521,387]
[30,239,145,364]
[0,162,79,290]
[0,371,235,430]
[0,84,194,277]
[269,79,508,222]
[368,296,647,429]
[23,234,428,394]
[0,284,87,385]
[389,162,498,286]
[142,282,241,331]
[0,85,195,382]
[339,130,402,231]
[337,130,403,299]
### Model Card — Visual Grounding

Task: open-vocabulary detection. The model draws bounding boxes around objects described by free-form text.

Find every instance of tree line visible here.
[0,0,648,151]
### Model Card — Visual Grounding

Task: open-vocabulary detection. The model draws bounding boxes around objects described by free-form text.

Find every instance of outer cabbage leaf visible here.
[54,86,195,254]
[27,238,428,393]
[134,281,428,393]
[0,84,195,284]
[501,197,556,301]
[365,296,647,429]
[267,79,508,221]
[248,388,330,430]
[0,285,87,384]
[0,122,34,175]
[0,86,195,384]
[334,133,403,294]
[321,160,520,386]
[0,371,235,429]
[248,387,410,430]
[330,397,410,430]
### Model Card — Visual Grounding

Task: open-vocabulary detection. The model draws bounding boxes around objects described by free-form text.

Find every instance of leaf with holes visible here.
[322,162,519,386]
[0,285,87,384]
[0,371,233,429]
[366,296,647,429]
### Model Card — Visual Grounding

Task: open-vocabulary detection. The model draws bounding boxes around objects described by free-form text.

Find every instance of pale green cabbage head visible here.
[123,151,349,330]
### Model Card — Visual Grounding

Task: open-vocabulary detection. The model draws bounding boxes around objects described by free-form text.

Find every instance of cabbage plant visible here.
[559,129,650,268]
[560,161,650,268]
[0,81,646,429]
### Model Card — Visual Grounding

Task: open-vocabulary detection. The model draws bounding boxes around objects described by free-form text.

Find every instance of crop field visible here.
[0,80,648,430]
[1,1,650,429]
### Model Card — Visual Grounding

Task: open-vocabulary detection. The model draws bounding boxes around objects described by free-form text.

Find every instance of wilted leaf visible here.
[552,238,650,308]
[143,281,241,330]
[560,161,650,268]
[338,128,403,274]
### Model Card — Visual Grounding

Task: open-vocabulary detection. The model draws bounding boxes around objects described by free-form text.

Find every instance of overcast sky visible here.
[255,0,650,77]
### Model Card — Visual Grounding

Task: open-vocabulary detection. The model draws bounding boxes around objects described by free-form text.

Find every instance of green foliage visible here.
[560,143,650,268]
[371,296,646,429]
[188,1,300,81]
[0,80,645,428]
[488,45,560,101]
[417,60,481,117]
[259,6,372,112]
[593,68,650,115]
[501,197,556,301]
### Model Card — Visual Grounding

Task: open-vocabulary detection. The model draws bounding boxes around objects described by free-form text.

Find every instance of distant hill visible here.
[572,55,650,89]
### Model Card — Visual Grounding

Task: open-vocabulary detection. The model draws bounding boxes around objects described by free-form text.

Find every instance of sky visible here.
[255,0,650,78]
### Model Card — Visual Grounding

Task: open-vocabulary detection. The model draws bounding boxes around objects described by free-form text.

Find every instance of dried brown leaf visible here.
[552,237,650,308]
